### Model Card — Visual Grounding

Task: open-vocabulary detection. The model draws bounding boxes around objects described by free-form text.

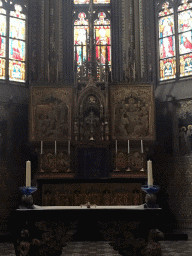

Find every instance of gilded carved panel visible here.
[30,87,72,142]
[110,85,155,140]
[115,149,146,171]
[40,150,70,172]
[42,183,144,206]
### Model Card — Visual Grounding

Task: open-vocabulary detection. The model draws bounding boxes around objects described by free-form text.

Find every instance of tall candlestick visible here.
[26,161,31,187]
[68,140,70,155]
[147,160,153,186]
[41,141,43,154]
[128,140,130,154]
[48,61,50,82]
[116,140,117,154]
[55,141,57,155]
[133,62,136,81]
[57,61,59,82]
[126,140,131,172]
[141,140,143,153]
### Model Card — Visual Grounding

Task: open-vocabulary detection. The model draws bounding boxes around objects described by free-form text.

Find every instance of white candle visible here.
[26,161,31,187]
[116,140,117,154]
[55,141,57,155]
[128,140,130,154]
[141,140,143,153]
[41,141,43,154]
[147,160,153,186]
[68,140,70,155]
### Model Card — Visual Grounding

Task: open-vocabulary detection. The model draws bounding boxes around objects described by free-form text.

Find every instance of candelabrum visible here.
[66,156,71,173]
[141,185,160,208]
[19,186,37,209]
[114,152,120,172]
[126,151,131,172]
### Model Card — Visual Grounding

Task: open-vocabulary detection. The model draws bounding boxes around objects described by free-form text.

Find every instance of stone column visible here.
[134,0,140,81]
[62,0,74,85]
[111,0,123,82]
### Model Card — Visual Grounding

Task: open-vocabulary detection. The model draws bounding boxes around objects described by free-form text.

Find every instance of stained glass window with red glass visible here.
[74,0,110,4]
[94,12,111,79]
[74,0,111,82]
[0,1,6,79]
[158,2,176,81]
[74,12,89,66]
[178,0,192,77]
[158,0,192,81]
[0,1,26,83]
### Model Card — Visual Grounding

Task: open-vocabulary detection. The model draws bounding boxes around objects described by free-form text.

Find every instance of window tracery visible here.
[158,2,176,81]
[0,0,26,83]
[158,0,192,81]
[74,0,110,4]
[74,0,111,82]
[178,0,192,77]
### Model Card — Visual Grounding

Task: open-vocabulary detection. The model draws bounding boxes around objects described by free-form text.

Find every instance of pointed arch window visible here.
[0,1,26,83]
[158,0,192,81]
[74,12,89,66]
[94,12,111,68]
[73,0,111,82]
[74,0,110,4]
[158,2,176,81]
[178,0,192,77]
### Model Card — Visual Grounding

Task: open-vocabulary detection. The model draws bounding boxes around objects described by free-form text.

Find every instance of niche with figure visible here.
[79,94,104,141]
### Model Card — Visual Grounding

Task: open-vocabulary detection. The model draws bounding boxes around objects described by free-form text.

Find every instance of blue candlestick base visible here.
[141,185,160,208]
[19,187,37,209]
[19,186,37,196]
[141,185,160,194]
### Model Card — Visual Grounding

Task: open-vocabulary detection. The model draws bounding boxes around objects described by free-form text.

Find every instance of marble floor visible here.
[0,229,191,255]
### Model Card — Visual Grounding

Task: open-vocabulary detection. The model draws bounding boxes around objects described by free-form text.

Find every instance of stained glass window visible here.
[74,0,90,4]
[0,1,6,79]
[93,0,110,3]
[9,4,26,82]
[74,0,110,4]
[0,1,26,82]
[94,12,111,63]
[74,12,89,66]
[158,0,192,81]
[74,1,111,82]
[178,0,192,77]
[94,12,111,80]
[158,2,176,81]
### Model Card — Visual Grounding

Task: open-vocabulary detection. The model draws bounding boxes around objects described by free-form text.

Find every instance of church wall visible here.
[154,82,192,229]
[155,81,192,102]
[148,0,192,228]
[0,81,30,235]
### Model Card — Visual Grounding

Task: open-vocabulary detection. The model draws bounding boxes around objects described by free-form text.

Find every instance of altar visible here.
[22,82,160,255]
[13,205,162,256]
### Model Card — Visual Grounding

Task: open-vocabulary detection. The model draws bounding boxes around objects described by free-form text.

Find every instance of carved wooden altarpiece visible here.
[29,87,73,175]
[29,84,156,206]
[110,85,155,141]
[73,78,109,142]
[30,87,72,142]
[110,85,155,176]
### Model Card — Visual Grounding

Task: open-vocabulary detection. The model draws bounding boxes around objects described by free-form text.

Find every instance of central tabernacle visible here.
[78,147,109,178]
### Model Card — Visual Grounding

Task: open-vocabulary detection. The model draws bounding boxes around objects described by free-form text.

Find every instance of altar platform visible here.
[13,204,162,256]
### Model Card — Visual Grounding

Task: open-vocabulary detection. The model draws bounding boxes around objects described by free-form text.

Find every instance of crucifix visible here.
[74,0,110,82]
[88,0,96,78]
